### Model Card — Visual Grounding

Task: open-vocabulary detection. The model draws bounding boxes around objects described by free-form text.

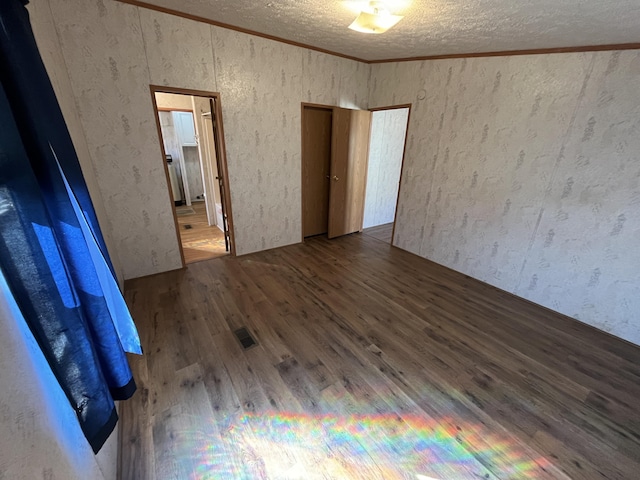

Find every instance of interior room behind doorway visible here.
[155,92,228,263]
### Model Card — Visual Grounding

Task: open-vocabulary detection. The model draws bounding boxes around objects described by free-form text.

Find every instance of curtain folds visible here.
[0,0,140,453]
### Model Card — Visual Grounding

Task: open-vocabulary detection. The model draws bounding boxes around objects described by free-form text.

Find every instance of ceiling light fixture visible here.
[348,1,404,34]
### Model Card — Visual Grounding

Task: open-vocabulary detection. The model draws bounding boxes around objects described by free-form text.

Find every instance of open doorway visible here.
[301,103,372,240]
[150,86,235,265]
[301,103,410,245]
[361,105,411,244]
[302,105,333,238]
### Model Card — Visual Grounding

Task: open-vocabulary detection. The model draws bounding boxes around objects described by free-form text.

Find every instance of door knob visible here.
[326,175,339,181]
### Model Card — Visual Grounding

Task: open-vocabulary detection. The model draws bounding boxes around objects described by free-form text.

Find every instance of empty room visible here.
[1,0,640,479]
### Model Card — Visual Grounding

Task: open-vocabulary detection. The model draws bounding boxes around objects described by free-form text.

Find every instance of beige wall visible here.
[370,51,640,345]
[46,0,370,279]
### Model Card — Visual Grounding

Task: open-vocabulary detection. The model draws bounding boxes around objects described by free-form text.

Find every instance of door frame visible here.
[150,85,237,266]
[367,103,412,246]
[300,102,337,242]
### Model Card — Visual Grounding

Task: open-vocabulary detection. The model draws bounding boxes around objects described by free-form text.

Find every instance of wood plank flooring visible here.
[362,222,394,243]
[176,202,228,264]
[120,233,640,479]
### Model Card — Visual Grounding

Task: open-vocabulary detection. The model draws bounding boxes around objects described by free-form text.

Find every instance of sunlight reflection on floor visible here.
[175,410,551,479]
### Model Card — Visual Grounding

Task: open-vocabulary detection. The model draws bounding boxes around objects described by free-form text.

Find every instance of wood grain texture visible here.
[208,95,236,256]
[302,107,332,238]
[328,108,372,239]
[121,234,640,479]
[362,222,394,243]
[176,202,228,264]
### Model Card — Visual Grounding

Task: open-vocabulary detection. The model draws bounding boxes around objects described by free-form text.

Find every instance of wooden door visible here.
[209,98,230,252]
[328,108,372,239]
[302,107,333,237]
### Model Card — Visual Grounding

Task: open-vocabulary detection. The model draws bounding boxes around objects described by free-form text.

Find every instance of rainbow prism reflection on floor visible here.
[174,409,551,479]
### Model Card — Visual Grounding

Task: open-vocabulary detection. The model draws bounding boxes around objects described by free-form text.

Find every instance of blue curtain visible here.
[0,0,141,453]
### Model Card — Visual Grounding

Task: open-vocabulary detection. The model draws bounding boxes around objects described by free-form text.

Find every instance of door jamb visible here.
[150,85,237,267]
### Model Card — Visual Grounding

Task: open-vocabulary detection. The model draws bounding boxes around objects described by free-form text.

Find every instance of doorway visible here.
[150,86,235,265]
[361,105,411,245]
[301,104,372,240]
[302,106,332,237]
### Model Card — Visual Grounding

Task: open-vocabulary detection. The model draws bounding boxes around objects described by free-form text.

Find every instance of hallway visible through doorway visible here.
[150,85,236,267]
[176,202,227,263]
[362,105,411,245]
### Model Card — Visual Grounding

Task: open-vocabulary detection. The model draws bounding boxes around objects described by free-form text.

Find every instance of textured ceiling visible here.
[130,0,640,61]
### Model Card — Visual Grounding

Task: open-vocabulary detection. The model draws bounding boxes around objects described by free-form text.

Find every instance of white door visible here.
[201,115,220,227]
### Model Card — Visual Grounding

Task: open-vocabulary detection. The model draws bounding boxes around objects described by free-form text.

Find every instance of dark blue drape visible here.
[0,0,141,453]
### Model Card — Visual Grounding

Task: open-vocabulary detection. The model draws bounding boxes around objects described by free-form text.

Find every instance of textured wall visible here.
[45,0,370,278]
[211,28,370,253]
[48,0,182,280]
[370,51,640,345]
[363,107,409,229]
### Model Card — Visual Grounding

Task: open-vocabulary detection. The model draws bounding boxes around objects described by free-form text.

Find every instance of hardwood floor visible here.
[362,222,394,243]
[176,202,228,264]
[120,233,640,479]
